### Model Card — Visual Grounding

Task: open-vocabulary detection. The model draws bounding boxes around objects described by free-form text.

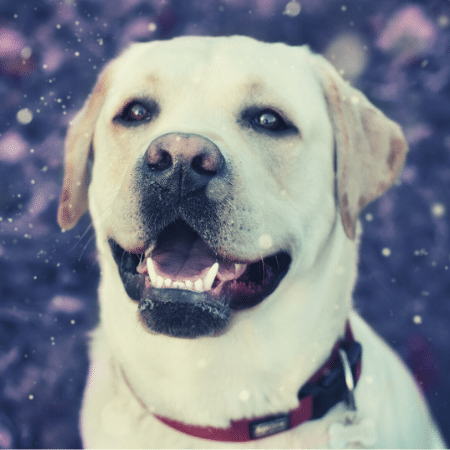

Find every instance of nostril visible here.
[192,155,214,176]
[191,150,223,176]
[147,147,172,171]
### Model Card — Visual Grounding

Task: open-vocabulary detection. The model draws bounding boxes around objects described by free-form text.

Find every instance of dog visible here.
[57,36,445,448]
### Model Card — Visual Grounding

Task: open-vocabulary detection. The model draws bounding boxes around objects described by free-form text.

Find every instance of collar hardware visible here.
[249,413,290,439]
[297,339,361,422]
[339,347,357,413]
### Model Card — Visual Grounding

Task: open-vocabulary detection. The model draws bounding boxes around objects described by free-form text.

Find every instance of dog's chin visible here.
[138,288,232,338]
[109,220,291,338]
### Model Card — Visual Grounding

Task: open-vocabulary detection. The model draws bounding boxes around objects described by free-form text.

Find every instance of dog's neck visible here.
[117,321,362,443]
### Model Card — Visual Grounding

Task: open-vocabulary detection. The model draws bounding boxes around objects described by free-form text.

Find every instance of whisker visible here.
[77,234,96,262]
[69,221,94,254]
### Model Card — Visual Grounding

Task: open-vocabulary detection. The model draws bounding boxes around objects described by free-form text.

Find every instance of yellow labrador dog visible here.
[57,36,445,448]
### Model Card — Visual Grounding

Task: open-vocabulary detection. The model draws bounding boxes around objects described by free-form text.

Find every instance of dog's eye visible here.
[120,102,152,122]
[252,110,288,132]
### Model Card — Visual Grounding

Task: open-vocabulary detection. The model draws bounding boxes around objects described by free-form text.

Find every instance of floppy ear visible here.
[311,55,408,240]
[57,65,112,230]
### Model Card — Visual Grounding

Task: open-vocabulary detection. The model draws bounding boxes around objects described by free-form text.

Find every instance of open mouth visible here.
[109,220,291,338]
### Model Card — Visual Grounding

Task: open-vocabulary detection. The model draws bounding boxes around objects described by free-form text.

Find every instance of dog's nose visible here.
[144,133,225,199]
[146,133,223,174]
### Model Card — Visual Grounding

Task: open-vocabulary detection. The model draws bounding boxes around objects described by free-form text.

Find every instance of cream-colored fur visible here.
[58,36,445,448]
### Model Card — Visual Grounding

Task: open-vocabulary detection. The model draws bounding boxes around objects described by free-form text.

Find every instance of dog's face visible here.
[58,36,407,343]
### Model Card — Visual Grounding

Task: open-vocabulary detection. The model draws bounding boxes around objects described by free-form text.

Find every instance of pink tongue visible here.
[152,230,217,279]
[147,223,248,283]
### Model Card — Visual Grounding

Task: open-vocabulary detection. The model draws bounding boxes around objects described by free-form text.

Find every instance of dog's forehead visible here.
[108,36,320,101]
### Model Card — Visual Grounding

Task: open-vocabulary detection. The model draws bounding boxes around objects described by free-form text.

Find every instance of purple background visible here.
[0,0,449,447]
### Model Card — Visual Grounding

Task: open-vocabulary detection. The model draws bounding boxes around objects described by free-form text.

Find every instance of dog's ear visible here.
[311,55,408,240]
[57,64,113,230]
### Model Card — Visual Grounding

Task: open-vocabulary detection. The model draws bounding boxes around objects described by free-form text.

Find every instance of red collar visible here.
[150,322,362,442]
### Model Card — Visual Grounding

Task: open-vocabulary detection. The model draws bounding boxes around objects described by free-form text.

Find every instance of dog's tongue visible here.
[152,227,217,279]
[143,222,247,283]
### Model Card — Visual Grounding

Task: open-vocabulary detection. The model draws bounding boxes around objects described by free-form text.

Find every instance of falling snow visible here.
[258,234,273,250]
[16,108,33,125]
[431,202,446,218]
[414,315,423,325]
[283,0,301,17]
[239,389,251,402]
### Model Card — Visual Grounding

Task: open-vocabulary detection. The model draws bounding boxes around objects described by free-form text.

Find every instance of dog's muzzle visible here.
[109,133,291,338]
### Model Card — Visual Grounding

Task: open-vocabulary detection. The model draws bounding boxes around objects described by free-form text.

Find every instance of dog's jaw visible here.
[91,215,357,430]
[108,220,292,338]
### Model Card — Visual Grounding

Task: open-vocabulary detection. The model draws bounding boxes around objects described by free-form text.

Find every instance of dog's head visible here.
[58,36,407,341]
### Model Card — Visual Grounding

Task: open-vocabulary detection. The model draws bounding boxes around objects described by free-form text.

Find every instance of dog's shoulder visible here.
[350,312,445,448]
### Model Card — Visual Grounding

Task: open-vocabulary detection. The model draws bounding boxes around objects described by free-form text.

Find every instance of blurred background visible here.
[0,0,449,447]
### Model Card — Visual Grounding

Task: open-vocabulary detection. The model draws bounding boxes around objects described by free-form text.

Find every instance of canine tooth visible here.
[185,280,193,290]
[156,276,164,288]
[235,263,243,272]
[146,258,158,286]
[164,278,172,287]
[144,243,155,258]
[194,279,203,292]
[203,262,219,291]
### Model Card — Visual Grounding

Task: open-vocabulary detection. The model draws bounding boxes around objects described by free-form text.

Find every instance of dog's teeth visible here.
[147,259,219,292]
[146,258,158,286]
[156,276,164,288]
[235,263,243,272]
[194,279,203,292]
[144,243,155,258]
[203,262,219,291]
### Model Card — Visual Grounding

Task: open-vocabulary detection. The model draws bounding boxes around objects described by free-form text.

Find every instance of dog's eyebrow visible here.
[144,74,162,89]
[239,80,298,129]
[241,80,278,105]
[244,81,266,95]
[112,74,162,115]
[122,74,161,100]
[242,80,287,105]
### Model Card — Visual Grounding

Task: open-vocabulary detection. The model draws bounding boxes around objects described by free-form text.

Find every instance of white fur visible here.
[58,36,445,448]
